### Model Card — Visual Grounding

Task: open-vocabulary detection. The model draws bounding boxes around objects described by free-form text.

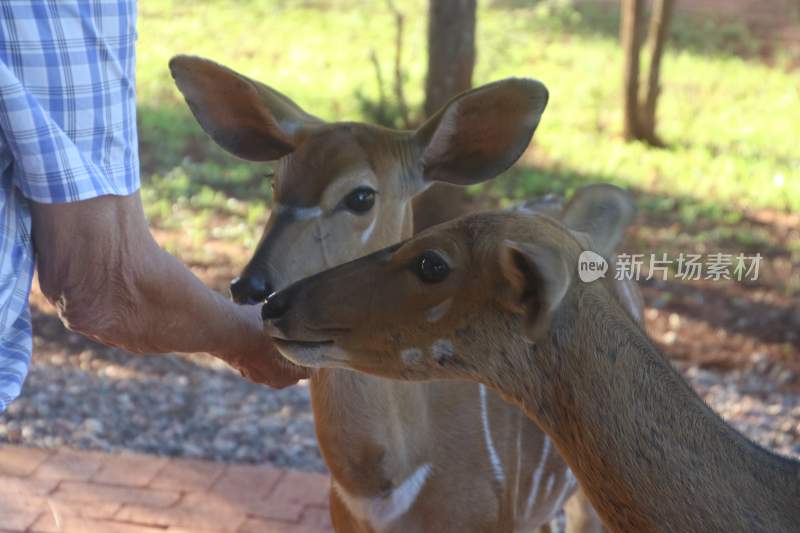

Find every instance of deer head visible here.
[170,55,549,303]
[260,186,636,382]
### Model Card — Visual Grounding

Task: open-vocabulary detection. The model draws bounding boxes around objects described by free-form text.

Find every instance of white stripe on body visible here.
[332,463,433,532]
[524,436,551,519]
[479,384,506,485]
[545,473,555,498]
[513,419,523,518]
[552,469,577,511]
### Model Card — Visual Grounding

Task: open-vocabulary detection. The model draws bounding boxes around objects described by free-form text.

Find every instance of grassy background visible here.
[136,0,800,255]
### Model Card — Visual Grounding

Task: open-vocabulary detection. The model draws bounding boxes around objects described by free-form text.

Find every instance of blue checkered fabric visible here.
[0,0,140,411]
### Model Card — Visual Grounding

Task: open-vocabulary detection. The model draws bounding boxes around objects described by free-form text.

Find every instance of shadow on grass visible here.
[491,163,791,248]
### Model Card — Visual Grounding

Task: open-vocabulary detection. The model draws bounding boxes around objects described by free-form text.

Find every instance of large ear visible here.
[561,184,636,258]
[412,78,549,187]
[169,55,322,161]
[498,240,569,340]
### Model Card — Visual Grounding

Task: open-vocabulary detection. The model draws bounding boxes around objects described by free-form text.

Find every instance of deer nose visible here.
[261,291,289,321]
[230,276,271,305]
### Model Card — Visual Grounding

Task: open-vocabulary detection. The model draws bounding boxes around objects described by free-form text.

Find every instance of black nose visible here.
[261,291,289,321]
[230,276,271,305]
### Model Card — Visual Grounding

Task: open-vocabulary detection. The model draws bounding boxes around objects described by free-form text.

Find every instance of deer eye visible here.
[344,187,376,214]
[416,251,450,283]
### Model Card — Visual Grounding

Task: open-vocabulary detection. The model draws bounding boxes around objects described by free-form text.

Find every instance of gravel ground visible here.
[0,316,324,472]
[1,310,798,471]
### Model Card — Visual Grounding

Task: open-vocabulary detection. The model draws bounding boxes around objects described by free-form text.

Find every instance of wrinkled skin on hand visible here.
[31,192,308,389]
[234,343,311,388]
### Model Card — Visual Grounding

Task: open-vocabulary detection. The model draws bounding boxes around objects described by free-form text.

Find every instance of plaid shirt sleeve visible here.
[0,0,139,411]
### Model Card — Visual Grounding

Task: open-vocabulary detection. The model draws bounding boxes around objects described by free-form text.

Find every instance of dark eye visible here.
[416,251,450,283]
[344,187,376,213]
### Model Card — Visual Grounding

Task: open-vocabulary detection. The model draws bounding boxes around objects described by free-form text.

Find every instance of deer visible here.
[169,55,641,532]
[262,201,800,533]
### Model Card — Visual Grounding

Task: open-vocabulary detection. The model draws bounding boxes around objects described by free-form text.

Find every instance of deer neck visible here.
[310,367,435,489]
[308,200,431,491]
[462,284,800,533]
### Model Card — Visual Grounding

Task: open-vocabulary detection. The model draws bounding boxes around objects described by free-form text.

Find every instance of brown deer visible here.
[170,56,638,532]
[263,202,800,533]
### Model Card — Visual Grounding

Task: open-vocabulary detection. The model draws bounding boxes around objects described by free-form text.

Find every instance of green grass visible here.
[136,0,800,242]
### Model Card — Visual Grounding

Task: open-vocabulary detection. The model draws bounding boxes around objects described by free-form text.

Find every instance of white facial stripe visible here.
[275,203,323,220]
[332,463,432,531]
[401,348,422,365]
[361,215,377,244]
[430,339,454,363]
[425,298,452,323]
[479,384,506,485]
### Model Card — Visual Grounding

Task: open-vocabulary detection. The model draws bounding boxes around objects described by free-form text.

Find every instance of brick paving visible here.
[0,446,333,533]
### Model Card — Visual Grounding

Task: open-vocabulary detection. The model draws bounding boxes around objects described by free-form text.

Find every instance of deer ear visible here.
[412,78,548,187]
[561,185,636,258]
[498,240,569,341]
[169,55,322,161]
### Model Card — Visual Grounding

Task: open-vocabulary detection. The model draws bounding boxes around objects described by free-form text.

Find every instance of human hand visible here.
[230,338,311,388]
[220,304,311,388]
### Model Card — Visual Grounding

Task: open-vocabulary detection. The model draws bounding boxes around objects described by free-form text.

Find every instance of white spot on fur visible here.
[361,216,378,244]
[332,463,432,531]
[479,384,506,485]
[430,339,454,363]
[401,348,422,365]
[425,298,452,323]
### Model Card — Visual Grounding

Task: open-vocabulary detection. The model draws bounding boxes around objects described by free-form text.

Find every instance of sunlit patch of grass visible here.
[137,0,800,251]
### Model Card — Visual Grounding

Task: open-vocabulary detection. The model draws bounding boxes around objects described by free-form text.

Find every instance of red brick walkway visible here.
[0,446,333,533]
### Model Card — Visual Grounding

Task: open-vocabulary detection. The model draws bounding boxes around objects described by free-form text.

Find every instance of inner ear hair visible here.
[169,55,322,162]
[412,78,549,188]
[499,240,570,340]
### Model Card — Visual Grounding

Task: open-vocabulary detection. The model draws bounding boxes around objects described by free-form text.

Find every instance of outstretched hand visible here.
[226,320,311,388]
[31,192,310,389]
[218,303,310,389]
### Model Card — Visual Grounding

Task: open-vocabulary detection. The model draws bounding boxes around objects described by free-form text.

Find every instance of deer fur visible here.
[170,55,634,532]
[266,206,800,533]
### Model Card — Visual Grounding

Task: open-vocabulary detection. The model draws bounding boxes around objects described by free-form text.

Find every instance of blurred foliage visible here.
[137,0,800,248]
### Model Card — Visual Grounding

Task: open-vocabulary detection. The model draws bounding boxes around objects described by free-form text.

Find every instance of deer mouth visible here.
[274,338,334,349]
[272,337,353,369]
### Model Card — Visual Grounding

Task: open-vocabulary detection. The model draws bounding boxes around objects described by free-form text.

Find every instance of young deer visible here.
[170,56,637,532]
[263,201,800,533]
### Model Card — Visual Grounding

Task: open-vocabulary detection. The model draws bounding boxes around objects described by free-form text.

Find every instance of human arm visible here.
[30,191,308,387]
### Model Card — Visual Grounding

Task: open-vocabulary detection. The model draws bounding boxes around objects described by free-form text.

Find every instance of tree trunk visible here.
[620,0,645,141]
[415,0,478,234]
[639,0,675,145]
[424,0,476,116]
